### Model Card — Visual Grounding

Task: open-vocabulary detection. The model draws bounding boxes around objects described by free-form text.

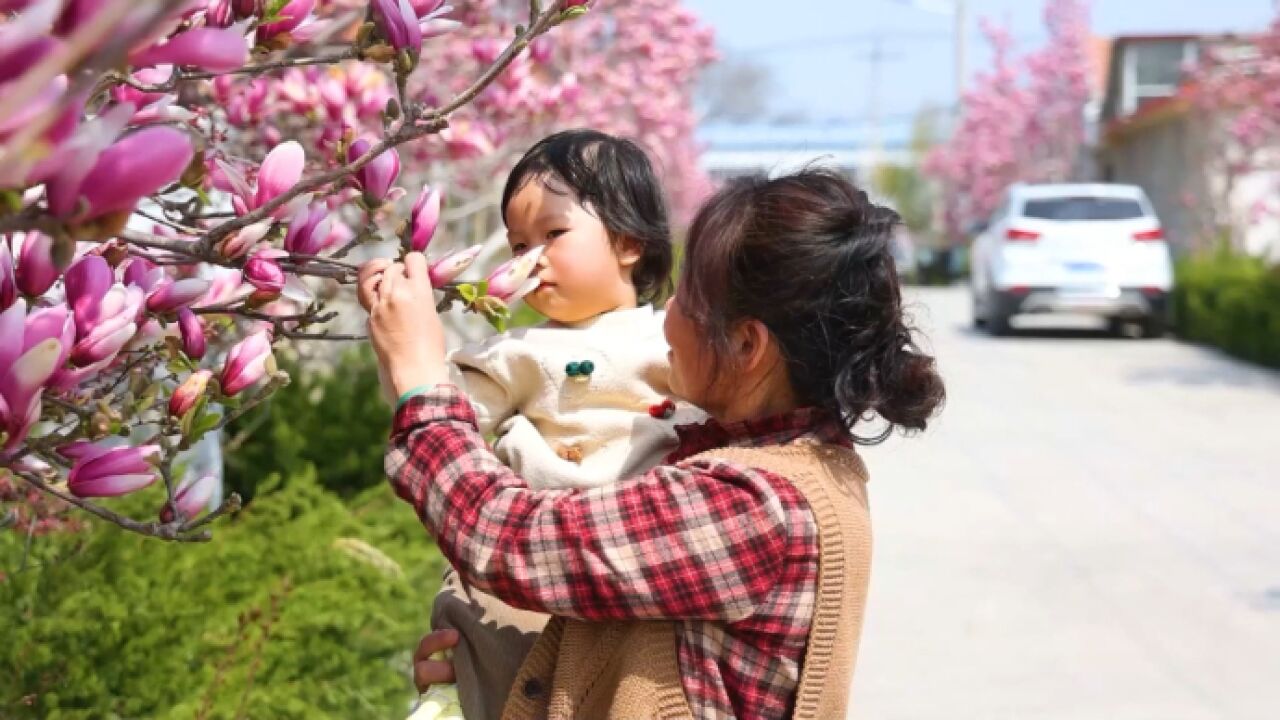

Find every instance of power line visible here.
[738,31,954,55]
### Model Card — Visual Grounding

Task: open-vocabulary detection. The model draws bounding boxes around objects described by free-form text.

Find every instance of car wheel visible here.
[1107,317,1128,337]
[971,291,987,328]
[983,289,1011,335]
[987,312,1011,336]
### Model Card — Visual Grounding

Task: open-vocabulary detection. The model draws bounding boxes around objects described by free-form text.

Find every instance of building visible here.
[1096,33,1280,260]
[697,122,912,184]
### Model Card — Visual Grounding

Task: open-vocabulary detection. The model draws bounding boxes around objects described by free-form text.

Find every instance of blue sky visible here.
[683,0,1275,133]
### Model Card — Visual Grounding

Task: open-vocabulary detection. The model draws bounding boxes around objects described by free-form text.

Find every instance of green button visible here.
[565,362,581,377]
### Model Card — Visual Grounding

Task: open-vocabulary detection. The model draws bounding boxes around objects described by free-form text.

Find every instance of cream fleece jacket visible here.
[448,305,699,489]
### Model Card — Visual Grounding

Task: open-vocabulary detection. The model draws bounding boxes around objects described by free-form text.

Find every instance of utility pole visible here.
[852,38,903,169]
[954,0,967,112]
[894,0,968,123]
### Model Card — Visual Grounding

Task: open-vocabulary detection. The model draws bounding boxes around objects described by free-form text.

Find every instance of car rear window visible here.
[1021,196,1146,221]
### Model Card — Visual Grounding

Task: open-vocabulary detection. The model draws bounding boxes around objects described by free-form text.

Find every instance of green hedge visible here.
[224,347,391,502]
[0,471,444,719]
[1173,252,1280,368]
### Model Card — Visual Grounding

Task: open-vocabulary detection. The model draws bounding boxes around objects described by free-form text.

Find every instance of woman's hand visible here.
[413,629,459,692]
[357,257,392,311]
[366,253,451,397]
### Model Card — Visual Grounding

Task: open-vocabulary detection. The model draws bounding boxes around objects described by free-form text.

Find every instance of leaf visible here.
[455,283,479,304]
[179,396,209,440]
[193,411,222,437]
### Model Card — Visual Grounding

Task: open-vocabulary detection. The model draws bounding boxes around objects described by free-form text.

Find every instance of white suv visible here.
[969,183,1174,337]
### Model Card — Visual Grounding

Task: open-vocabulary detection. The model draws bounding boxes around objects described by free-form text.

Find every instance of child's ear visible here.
[615,236,643,269]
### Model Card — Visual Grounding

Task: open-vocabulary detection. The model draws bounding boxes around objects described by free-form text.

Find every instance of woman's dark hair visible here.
[501,129,673,303]
[679,168,945,443]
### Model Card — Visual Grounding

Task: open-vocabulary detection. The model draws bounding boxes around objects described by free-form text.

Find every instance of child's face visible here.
[504,178,641,324]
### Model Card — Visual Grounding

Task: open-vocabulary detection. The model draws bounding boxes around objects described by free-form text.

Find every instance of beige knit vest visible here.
[499,440,873,719]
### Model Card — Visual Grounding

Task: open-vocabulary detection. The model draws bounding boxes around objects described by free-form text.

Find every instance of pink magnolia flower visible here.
[231,0,262,19]
[253,140,305,212]
[205,0,234,27]
[409,0,445,13]
[439,123,495,160]
[63,256,145,368]
[470,38,501,65]
[257,0,315,41]
[371,0,422,55]
[130,95,196,125]
[63,441,160,498]
[408,186,441,253]
[282,202,333,256]
[169,368,212,417]
[110,66,174,106]
[14,232,60,298]
[220,330,273,396]
[0,240,15,311]
[145,277,211,313]
[428,245,482,286]
[420,15,460,39]
[161,473,217,522]
[216,219,273,259]
[130,28,249,73]
[243,251,285,298]
[347,138,400,204]
[177,307,206,359]
[0,0,59,84]
[69,284,143,366]
[219,147,307,219]
[48,126,193,221]
[0,299,72,452]
[63,255,116,332]
[486,246,544,300]
[195,268,247,309]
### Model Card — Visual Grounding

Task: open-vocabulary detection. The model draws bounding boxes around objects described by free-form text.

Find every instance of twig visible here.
[196,4,563,253]
[279,329,366,341]
[111,50,360,94]
[11,469,214,543]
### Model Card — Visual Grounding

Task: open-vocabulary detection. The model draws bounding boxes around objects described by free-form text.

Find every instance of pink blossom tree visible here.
[925,0,1092,241]
[0,0,714,540]
[1184,17,1280,250]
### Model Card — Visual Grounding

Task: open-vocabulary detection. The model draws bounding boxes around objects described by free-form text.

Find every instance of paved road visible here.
[850,286,1280,720]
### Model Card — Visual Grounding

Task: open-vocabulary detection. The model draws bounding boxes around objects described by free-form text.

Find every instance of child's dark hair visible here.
[501,129,673,303]
[679,168,945,443]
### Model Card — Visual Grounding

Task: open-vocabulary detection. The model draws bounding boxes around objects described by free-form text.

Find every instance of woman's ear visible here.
[732,319,777,375]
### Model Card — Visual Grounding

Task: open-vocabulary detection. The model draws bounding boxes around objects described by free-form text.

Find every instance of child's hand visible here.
[368,253,450,397]
[412,629,459,692]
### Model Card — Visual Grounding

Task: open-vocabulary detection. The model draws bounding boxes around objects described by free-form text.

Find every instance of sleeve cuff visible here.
[391,384,478,435]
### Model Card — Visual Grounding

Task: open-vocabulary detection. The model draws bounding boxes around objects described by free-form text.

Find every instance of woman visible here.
[364,169,945,718]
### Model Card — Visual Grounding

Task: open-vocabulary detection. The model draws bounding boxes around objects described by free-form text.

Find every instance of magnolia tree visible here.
[0,0,711,541]
[1184,15,1280,250]
[925,0,1091,241]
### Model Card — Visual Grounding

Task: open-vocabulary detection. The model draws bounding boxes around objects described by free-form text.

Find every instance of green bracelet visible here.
[395,384,437,410]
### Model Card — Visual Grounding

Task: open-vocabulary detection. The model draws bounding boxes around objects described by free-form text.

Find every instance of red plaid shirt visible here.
[386,385,850,719]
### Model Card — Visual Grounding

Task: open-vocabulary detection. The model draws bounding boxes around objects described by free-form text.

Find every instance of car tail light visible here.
[1005,228,1040,241]
[1140,286,1164,296]
[1133,228,1165,241]
[1008,285,1030,295]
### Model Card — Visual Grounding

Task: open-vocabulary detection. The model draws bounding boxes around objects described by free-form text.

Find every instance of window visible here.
[1133,42,1187,89]
[1020,197,1147,221]
[1123,40,1196,115]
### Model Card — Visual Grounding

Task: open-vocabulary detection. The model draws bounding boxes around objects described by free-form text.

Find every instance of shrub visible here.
[0,470,444,719]
[223,347,391,502]
[1173,251,1280,369]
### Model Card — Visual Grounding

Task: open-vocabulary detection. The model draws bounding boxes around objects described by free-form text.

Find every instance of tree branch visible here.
[11,469,217,543]
[196,5,562,253]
